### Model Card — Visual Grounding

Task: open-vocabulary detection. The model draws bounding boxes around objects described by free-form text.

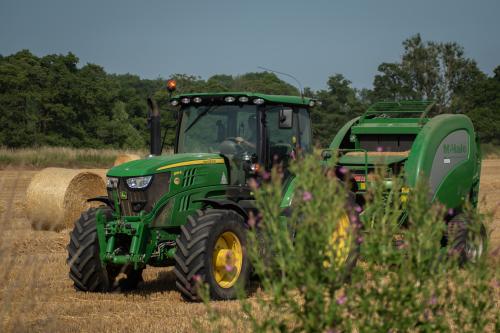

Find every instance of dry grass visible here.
[0,170,249,333]
[0,147,149,169]
[0,161,499,332]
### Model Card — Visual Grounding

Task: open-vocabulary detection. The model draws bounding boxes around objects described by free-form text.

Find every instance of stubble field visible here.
[0,160,499,332]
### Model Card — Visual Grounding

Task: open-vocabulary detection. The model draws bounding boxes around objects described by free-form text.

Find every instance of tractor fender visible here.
[195,198,249,220]
[87,196,114,210]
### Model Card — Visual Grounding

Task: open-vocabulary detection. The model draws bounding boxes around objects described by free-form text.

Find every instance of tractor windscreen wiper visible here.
[183,105,220,133]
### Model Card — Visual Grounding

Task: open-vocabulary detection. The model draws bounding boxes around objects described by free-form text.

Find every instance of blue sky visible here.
[1,0,499,90]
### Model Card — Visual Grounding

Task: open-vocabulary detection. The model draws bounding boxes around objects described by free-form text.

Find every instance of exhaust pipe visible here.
[147,97,161,156]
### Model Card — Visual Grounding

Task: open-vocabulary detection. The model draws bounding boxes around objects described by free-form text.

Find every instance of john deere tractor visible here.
[67,82,359,300]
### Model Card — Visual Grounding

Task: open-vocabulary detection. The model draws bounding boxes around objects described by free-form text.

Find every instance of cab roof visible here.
[172,92,314,107]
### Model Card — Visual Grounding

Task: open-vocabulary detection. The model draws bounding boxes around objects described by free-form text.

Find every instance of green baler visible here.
[325,100,484,261]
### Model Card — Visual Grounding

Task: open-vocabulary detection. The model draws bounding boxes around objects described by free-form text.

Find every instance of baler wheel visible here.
[447,213,487,264]
[174,209,250,301]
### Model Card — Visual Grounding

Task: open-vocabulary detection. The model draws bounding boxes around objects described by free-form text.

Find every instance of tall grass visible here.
[481,144,500,158]
[204,154,499,332]
[0,146,149,169]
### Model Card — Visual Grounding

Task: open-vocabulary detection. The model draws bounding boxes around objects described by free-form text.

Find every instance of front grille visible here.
[108,172,170,216]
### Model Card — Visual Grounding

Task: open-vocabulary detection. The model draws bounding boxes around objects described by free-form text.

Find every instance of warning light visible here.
[166,80,177,92]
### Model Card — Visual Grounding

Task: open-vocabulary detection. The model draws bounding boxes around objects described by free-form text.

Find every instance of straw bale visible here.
[26,168,106,231]
[83,168,108,183]
[114,153,140,166]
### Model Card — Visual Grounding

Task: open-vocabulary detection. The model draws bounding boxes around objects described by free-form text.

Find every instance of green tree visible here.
[459,66,500,144]
[372,34,485,113]
[312,74,367,147]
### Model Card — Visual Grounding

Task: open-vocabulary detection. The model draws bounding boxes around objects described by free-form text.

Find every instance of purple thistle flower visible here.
[248,213,256,228]
[262,171,271,180]
[248,178,259,190]
[357,236,364,244]
[192,274,202,283]
[336,294,347,305]
[338,166,348,175]
[225,264,234,272]
[448,208,455,216]
[355,205,362,213]
[302,191,313,202]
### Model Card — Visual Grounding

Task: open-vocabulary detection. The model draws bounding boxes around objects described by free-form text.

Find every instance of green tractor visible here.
[67,83,359,300]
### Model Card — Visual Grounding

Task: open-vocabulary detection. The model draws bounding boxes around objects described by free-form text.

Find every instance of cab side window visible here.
[266,106,296,166]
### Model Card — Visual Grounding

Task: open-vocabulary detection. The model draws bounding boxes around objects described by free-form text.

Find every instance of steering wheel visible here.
[219,137,245,155]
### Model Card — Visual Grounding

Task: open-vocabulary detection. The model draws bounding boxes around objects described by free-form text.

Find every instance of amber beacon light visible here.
[166,79,177,92]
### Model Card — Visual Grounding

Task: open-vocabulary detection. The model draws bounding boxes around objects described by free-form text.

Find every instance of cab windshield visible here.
[177,104,258,154]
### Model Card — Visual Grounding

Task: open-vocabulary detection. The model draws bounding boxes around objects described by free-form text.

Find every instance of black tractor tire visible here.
[174,209,250,301]
[67,207,113,292]
[341,193,363,275]
[316,192,361,279]
[447,213,487,265]
[67,207,144,292]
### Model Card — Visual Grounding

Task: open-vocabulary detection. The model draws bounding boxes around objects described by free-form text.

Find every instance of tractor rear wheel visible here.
[174,209,250,301]
[447,213,487,264]
[67,207,143,292]
[323,193,361,276]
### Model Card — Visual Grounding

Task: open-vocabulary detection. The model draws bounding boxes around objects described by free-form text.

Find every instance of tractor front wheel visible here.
[67,207,113,292]
[174,209,250,301]
[67,207,144,292]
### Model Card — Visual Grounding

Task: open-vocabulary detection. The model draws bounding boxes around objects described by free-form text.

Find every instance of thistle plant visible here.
[203,154,498,332]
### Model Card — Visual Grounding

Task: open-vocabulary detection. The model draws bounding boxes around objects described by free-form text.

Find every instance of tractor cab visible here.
[171,92,314,185]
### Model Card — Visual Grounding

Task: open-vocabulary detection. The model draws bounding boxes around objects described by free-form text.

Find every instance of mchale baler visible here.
[324,100,485,262]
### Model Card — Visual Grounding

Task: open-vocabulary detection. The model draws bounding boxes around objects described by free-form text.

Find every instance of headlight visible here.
[126,176,153,189]
[106,177,118,188]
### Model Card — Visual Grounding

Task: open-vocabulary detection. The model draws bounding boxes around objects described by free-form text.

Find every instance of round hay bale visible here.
[26,168,107,231]
[114,153,140,166]
[83,168,108,183]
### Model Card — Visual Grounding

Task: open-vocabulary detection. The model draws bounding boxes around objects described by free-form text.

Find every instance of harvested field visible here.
[0,161,499,332]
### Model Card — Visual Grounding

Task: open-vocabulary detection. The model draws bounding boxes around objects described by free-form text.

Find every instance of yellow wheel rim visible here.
[324,212,352,268]
[212,231,243,288]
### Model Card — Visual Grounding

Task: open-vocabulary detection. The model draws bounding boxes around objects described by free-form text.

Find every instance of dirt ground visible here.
[0,161,499,332]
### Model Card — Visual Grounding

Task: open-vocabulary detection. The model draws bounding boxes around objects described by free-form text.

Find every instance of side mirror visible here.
[279,108,293,129]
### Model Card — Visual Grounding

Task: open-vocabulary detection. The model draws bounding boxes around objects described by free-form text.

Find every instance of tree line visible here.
[0,34,498,149]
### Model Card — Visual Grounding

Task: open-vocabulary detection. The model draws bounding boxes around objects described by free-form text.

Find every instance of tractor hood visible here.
[107,153,225,177]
